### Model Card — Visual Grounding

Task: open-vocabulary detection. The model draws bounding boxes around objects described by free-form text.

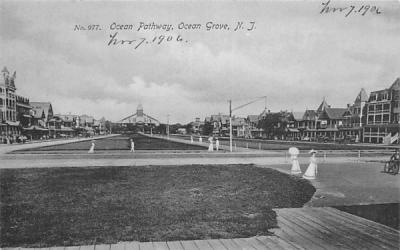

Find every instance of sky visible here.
[1,0,399,123]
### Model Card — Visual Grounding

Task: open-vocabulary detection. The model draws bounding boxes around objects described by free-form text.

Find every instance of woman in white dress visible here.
[208,137,214,151]
[215,138,220,151]
[303,149,318,179]
[88,140,95,153]
[289,147,302,174]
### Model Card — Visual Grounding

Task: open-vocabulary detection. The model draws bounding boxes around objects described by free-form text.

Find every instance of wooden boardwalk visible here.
[3,207,399,250]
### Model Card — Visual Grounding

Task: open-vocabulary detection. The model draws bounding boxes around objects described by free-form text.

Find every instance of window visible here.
[383,114,390,122]
[368,105,375,112]
[383,104,390,111]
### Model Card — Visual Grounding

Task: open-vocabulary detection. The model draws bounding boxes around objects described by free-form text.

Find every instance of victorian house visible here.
[0,67,20,141]
[363,78,400,144]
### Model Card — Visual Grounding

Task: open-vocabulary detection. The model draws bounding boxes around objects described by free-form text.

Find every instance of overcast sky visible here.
[1,0,399,123]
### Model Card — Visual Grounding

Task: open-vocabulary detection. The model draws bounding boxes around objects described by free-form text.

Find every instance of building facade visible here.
[0,67,20,142]
[363,78,400,143]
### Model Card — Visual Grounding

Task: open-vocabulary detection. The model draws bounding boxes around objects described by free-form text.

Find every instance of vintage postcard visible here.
[1,0,399,249]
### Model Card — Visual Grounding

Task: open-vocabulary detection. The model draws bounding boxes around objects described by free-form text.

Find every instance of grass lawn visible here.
[17,134,206,152]
[0,164,315,247]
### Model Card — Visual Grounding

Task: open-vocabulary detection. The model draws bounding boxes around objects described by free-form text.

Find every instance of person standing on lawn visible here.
[303,149,317,179]
[130,138,135,152]
[208,136,214,151]
[88,140,95,153]
[199,136,202,143]
[215,138,220,151]
[190,135,193,143]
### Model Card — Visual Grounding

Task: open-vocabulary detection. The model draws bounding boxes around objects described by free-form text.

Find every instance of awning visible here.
[16,103,33,109]
[288,128,300,133]
[59,127,75,132]
[23,114,33,118]
[6,121,20,126]
[23,126,49,131]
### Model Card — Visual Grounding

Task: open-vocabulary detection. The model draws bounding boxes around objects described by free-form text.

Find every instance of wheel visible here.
[392,162,400,175]
[384,162,390,173]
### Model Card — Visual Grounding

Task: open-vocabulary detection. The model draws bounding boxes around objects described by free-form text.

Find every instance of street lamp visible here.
[228,96,266,152]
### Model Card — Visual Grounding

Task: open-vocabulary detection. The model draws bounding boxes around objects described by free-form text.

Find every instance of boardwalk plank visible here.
[166,241,184,250]
[152,242,169,250]
[276,214,327,250]
[318,207,399,243]
[110,243,125,250]
[239,237,272,250]
[205,239,227,250]
[259,235,299,250]
[308,208,398,250]
[79,245,95,250]
[50,247,65,250]
[232,238,257,250]
[124,242,139,250]
[138,242,154,250]
[65,247,80,250]
[218,239,242,250]
[325,207,400,236]
[180,240,199,250]
[278,208,352,249]
[192,240,213,250]
[269,230,307,250]
[291,208,369,249]
[95,245,110,250]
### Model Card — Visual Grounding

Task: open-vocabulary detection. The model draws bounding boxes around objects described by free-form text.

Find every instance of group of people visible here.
[88,138,135,153]
[189,135,220,151]
[289,147,318,180]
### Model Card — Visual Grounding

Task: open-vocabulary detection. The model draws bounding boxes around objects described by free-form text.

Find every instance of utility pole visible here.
[167,114,170,139]
[228,96,266,153]
[229,100,232,152]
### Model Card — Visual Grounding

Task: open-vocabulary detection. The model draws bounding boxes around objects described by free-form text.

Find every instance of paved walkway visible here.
[2,207,398,250]
[1,134,399,249]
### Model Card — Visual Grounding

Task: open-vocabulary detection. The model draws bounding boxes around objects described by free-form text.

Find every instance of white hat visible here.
[309,149,317,154]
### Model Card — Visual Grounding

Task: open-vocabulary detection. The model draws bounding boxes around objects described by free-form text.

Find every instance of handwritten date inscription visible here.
[320,0,382,17]
[107,32,187,50]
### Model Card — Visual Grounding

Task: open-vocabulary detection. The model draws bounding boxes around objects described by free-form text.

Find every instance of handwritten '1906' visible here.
[107,32,188,50]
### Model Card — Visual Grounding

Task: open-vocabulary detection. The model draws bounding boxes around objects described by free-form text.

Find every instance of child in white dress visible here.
[88,140,95,153]
[130,139,135,152]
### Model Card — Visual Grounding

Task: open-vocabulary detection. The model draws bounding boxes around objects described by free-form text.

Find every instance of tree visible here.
[258,111,292,139]
[202,121,214,136]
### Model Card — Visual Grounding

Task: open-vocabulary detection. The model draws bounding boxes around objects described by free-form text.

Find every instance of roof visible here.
[303,110,318,120]
[390,77,400,90]
[354,88,369,104]
[324,108,347,119]
[31,102,52,119]
[292,112,304,121]
[55,114,77,122]
[231,117,246,126]
[317,98,330,113]
[247,115,259,123]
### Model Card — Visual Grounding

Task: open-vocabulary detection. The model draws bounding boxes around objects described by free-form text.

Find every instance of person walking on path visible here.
[88,140,95,153]
[215,138,220,151]
[130,138,135,152]
[303,149,318,179]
